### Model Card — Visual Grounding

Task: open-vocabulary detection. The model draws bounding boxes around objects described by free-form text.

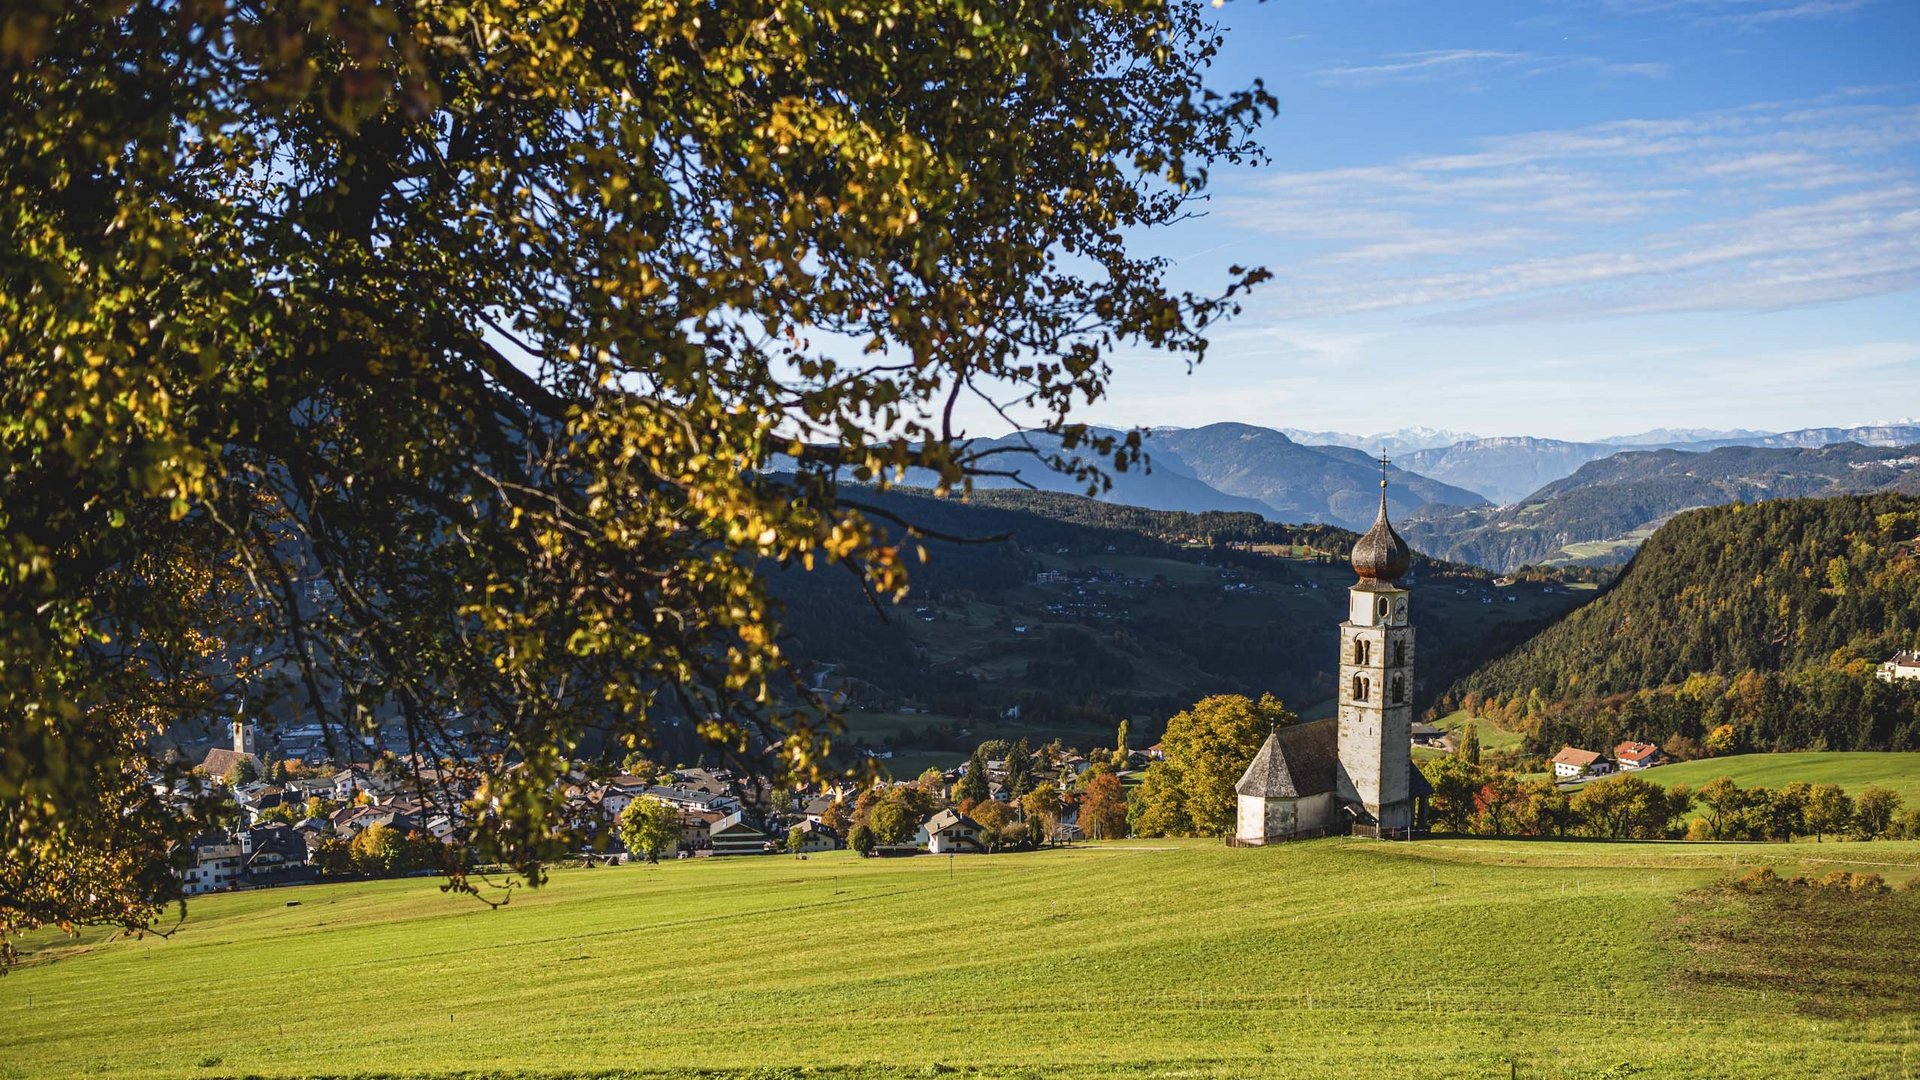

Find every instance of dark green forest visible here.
[1453,494,1920,756]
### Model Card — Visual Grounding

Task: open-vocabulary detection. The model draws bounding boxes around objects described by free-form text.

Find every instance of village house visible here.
[1552,747,1612,781]
[1876,650,1920,683]
[1613,741,1663,770]
[182,833,245,896]
[924,808,986,854]
[788,819,842,853]
[708,812,771,856]
[1409,722,1447,748]
[241,825,313,885]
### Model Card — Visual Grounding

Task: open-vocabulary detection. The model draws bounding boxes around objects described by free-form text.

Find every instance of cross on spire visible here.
[1378,452,1390,510]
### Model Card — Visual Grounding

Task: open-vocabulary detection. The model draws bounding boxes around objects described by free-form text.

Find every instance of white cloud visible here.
[1221,93,1920,323]
[1313,48,1668,87]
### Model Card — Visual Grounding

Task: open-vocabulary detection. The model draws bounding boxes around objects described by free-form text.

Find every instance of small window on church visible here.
[1354,638,1370,665]
[1377,597,1388,618]
[1352,674,1369,702]
[1392,641,1407,667]
[1391,676,1405,704]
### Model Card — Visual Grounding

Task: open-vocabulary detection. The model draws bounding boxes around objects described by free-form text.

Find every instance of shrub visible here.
[1735,865,1779,890]
[1848,872,1889,896]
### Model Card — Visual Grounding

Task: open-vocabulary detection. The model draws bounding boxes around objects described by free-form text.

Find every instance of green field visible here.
[5,838,1919,1079]
[1634,751,1920,804]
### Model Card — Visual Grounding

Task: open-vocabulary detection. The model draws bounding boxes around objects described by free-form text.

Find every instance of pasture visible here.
[4,838,1919,1079]
[1634,751,1920,804]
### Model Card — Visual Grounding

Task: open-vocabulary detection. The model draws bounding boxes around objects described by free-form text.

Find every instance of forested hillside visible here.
[1452,494,1920,756]
[1405,443,1920,571]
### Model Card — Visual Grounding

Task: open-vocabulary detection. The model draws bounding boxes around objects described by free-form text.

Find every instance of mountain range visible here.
[854,426,1487,532]
[842,420,1920,572]
[1401,424,1920,505]
[1401,442,1920,572]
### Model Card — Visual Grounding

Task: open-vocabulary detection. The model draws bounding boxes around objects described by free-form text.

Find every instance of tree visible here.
[786,825,807,856]
[1853,786,1902,840]
[866,801,916,846]
[847,825,876,858]
[225,756,260,788]
[1004,739,1037,800]
[1473,771,1524,836]
[0,0,1272,960]
[1140,694,1293,837]
[956,746,991,806]
[1112,719,1132,769]
[1079,773,1130,841]
[1697,777,1745,840]
[1421,755,1481,834]
[1129,761,1193,838]
[1458,722,1481,766]
[310,835,352,877]
[349,823,408,877]
[1804,784,1853,843]
[968,800,1024,852]
[617,798,682,864]
[618,755,661,785]
[820,798,852,836]
[1021,782,1064,844]
[1706,724,1740,757]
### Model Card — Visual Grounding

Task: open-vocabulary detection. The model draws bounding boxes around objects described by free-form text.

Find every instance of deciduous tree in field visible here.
[1079,773,1130,841]
[618,798,681,864]
[847,825,876,858]
[1853,787,1903,840]
[1804,784,1854,843]
[0,0,1271,959]
[1421,755,1482,834]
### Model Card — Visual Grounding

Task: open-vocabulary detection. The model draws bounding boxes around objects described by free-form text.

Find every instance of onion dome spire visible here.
[1351,453,1412,583]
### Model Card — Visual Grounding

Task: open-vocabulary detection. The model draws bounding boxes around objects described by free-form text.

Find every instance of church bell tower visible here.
[1336,457,1416,832]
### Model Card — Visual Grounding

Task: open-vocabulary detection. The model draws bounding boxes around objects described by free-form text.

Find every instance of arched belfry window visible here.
[1352,674,1369,702]
[1391,676,1406,704]
[1354,638,1371,665]
[1392,641,1407,667]
[1377,597,1389,618]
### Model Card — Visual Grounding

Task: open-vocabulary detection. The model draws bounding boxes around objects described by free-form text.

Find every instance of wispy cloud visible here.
[1592,0,1872,28]
[1314,48,1667,87]
[1221,91,1920,323]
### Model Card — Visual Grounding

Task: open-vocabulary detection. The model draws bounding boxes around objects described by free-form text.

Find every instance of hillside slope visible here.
[1451,493,1920,755]
[1404,443,1920,572]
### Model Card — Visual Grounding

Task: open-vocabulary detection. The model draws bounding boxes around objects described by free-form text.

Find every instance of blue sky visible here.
[1084,0,1920,441]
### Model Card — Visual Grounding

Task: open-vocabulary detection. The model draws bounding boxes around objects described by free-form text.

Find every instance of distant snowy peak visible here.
[1277,426,1479,456]
[1598,427,1770,446]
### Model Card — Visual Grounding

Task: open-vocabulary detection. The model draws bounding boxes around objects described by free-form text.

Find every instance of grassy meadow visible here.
[4,838,1919,1079]
[1628,751,1920,804]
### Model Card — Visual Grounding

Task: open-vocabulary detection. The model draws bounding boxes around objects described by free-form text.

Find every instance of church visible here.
[1234,466,1430,842]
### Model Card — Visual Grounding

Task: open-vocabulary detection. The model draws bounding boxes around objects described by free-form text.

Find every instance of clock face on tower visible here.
[1392,596,1408,623]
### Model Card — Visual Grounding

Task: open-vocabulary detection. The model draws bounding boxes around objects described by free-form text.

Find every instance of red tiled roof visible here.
[1553,747,1603,767]
[1614,742,1660,763]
